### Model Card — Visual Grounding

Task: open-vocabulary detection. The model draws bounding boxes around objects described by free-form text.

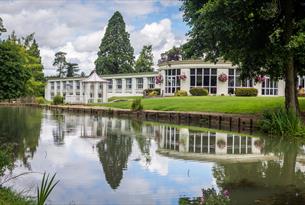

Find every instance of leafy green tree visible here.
[181,0,305,113]
[0,17,6,36]
[95,11,134,74]
[22,33,45,96]
[135,45,154,72]
[66,62,79,77]
[159,46,182,63]
[0,41,31,100]
[53,51,67,77]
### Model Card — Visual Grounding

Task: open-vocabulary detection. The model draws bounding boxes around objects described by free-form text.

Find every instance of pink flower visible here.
[223,190,230,198]
[218,73,228,82]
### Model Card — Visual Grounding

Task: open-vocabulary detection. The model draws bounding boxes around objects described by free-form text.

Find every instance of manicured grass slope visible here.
[101,96,305,114]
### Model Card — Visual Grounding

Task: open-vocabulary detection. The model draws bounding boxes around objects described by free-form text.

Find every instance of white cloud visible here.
[0,0,186,75]
[131,18,186,65]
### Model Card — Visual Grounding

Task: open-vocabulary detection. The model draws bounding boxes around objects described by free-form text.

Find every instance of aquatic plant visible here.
[260,108,305,137]
[37,173,59,205]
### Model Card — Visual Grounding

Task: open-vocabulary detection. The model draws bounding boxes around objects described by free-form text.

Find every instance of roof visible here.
[83,70,108,83]
[158,59,233,66]
[101,71,158,78]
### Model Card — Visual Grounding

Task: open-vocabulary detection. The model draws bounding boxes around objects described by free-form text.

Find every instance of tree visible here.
[81,72,86,77]
[0,41,31,100]
[0,17,6,36]
[158,46,182,64]
[53,51,67,77]
[181,0,305,113]
[66,62,79,77]
[135,45,154,72]
[95,11,134,74]
[21,33,45,97]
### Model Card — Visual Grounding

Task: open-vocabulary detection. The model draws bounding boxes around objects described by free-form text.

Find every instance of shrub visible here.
[175,90,188,96]
[144,88,161,96]
[190,87,208,96]
[235,88,258,96]
[35,97,46,104]
[131,98,143,111]
[52,95,64,105]
[260,108,305,137]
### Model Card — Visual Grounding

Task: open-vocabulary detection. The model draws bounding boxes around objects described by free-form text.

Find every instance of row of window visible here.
[107,77,155,93]
[50,81,81,90]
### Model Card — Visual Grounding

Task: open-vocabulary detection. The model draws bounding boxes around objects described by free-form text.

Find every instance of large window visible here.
[298,76,305,88]
[190,68,217,94]
[147,77,155,89]
[50,82,54,90]
[76,81,80,90]
[116,79,122,92]
[136,78,143,90]
[108,79,113,92]
[126,78,132,91]
[165,69,181,94]
[262,78,278,95]
[228,69,253,94]
[56,81,60,90]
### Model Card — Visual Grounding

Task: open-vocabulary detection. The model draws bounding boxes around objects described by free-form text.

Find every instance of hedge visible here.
[52,95,64,105]
[144,88,161,96]
[175,90,188,96]
[190,88,209,96]
[235,88,258,96]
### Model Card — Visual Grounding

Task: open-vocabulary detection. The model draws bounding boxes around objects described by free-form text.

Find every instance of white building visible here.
[45,60,287,104]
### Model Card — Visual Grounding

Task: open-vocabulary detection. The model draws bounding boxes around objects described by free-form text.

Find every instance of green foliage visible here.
[131,98,143,111]
[144,88,161,96]
[0,40,31,100]
[179,188,230,205]
[37,173,59,205]
[135,45,153,72]
[66,62,79,77]
[260,108,305,137]
[175,90,188,96]
[235,88,258,96]
[148,91,158,97]
[52,95,64,105]
[95,11,134,74]
[190,87,208,96]
[159,46,182,63]
[181,0,305,111]
[53,51,67,77]
[35,97,46,104]
[0,145,13,177]
[0,187,34,205]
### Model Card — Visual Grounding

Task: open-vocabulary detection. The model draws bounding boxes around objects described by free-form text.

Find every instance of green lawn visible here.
[97,96,305,114]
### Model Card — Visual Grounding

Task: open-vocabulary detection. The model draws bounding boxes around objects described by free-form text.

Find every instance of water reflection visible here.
[1,107,305,204]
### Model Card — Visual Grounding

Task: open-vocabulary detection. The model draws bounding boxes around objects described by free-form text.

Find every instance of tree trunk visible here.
[282,0,299,114]
[284,57,300,114]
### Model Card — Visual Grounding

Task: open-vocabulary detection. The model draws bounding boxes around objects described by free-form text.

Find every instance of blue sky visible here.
[0,0,189,75]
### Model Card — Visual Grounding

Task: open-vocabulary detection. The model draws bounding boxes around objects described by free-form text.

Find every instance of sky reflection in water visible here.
[1,107,305,205]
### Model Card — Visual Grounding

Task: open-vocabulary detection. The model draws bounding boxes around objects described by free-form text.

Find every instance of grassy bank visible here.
[0,188,34,205]
[98,96,305,114]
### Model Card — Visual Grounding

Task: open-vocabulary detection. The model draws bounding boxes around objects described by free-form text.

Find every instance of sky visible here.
[0,0,189,76]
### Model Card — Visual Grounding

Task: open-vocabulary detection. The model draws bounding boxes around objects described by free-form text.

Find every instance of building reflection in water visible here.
[159,126,262,155]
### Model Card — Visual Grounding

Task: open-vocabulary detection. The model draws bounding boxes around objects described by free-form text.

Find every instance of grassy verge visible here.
[0,187,34,205]
[96,96,305,114]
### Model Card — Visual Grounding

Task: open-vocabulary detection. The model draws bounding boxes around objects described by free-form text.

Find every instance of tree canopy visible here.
[135,45,154,72]
[66,62,79,77]
[181,0,305,113]
[95,11,134,74]
[53,51,67,77]
[0,41,31,100]
[0,17,6,36]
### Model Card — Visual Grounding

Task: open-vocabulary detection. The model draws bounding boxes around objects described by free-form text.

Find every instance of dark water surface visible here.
[1,106,305,205]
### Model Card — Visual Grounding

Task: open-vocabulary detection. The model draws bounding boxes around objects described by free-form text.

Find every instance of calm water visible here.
[1,106,305,205]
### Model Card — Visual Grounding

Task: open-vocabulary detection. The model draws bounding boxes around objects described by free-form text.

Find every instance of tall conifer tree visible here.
[95,11,134,74]
[135,45,154,72]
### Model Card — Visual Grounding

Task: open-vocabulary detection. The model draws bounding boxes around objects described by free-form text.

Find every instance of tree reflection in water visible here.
[0,107,42,169]
[212,136,305,205]
[97,132,132,189]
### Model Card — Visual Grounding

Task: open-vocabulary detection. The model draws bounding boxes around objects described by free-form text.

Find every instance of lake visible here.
[1,106,305,205]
